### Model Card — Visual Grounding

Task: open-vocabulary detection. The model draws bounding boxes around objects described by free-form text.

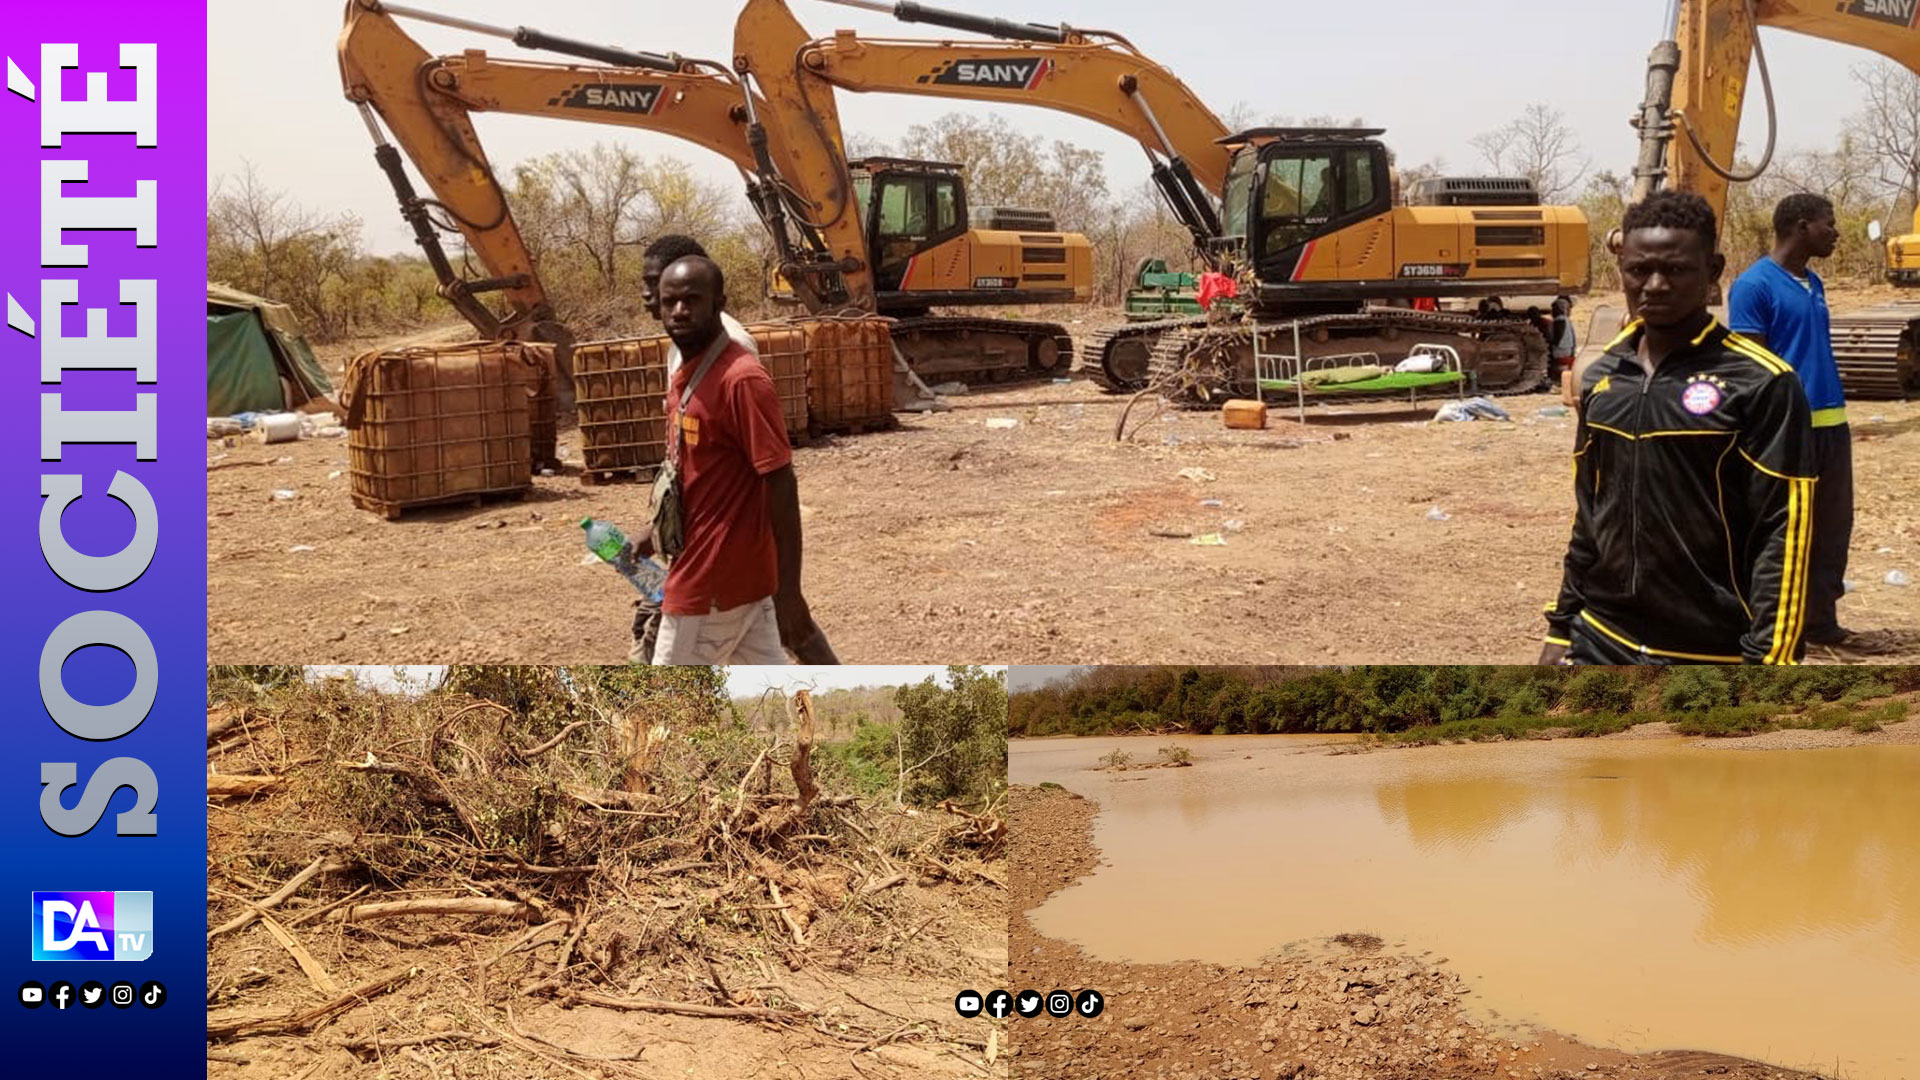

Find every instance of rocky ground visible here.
[1007,784,1826,1080]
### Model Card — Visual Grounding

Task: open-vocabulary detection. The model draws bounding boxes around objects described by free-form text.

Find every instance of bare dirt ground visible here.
[1007,784,1825,1080]
[207,301,1920,665]
[206,690,1008,1080]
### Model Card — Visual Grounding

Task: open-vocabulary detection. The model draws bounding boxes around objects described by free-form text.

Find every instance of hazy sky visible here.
[211,0,1885,255]
[1007,665,1086,691]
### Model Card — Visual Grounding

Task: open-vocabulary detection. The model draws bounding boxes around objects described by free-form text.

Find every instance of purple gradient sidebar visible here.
[0,5,206,1067]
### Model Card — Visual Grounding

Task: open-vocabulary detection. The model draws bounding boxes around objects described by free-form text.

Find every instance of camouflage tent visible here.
[207,283,334,416]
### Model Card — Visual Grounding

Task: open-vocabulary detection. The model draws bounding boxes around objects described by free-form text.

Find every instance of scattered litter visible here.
[208,453,229,466]
[1199,498,1225,509]
[579,553,604,567]
[206,418,244,439]
[389,627,410,636]
[1052,377,1074,385]
[254,413,305,444]
[1222,519,1246,533]
[312,425,348,439]
[539,469,556,478]
[1161,434,1183,446]
[1426,506,1452,522]
[985,417,1019,430]
[1844,580,1858,594]
[271,490,299,502]
[932,382,971,396]
[1878,547,1896,556]
[1536,406,1571,419]
[1435,397,1512,423]
[1868,416,1886,425]
[1888,570,1912,588]
[1177,467,1217,484]
[272,456,294,465]
[327,470,343,481]
[1190,533,1227,547]
[1148,529,1193,540]
[287,545,316,554]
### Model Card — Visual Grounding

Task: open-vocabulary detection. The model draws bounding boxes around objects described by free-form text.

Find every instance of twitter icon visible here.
[79,981,106,1009]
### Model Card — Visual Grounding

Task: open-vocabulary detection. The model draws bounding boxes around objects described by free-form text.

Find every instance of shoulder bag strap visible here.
[667,332,734,466]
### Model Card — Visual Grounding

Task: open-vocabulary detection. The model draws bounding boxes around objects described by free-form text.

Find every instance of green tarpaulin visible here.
[207,283,333,416]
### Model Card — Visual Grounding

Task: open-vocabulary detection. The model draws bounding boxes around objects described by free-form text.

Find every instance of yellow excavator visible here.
[1882,207,1920,286]
[336,0,1089,385]
[742,0,1590,397]
[1620,0,1920,399]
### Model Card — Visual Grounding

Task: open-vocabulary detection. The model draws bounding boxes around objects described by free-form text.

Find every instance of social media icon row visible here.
[955,988,1102,1019]
[19,980,163,1010]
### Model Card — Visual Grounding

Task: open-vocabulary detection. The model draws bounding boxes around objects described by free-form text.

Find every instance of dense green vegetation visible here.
[1011,666,1920,742]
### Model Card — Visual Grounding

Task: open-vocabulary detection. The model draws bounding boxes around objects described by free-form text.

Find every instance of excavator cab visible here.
[850,158,969,292]
[1218,129,1392,286]
[846,156,1091,315]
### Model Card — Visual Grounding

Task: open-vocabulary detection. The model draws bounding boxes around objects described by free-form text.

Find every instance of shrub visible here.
[1565,669,1635,713]
[1661,667,1732,712]
[1157,745,1193,766]
[1099,749,1132,769]
[1497,685,1548,720]
[1671,704,1783,737]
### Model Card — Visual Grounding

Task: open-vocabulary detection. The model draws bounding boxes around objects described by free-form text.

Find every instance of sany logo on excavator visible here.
[922,58,1052,90]
[1846,0,1919,27]
[551,84,665,115]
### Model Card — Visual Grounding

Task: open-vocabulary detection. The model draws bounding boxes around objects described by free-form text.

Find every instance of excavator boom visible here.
[1626,0,1920,399]
[737,0,1232,259]
[338,0,847,331]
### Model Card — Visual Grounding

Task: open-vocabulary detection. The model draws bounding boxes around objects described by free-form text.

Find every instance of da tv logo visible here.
[31,892,153,961]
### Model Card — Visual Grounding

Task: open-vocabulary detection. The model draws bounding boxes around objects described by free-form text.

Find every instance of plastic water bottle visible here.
[581,518,666,601]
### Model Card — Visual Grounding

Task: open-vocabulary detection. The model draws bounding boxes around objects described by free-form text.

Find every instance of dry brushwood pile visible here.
[207,682,1010,1080]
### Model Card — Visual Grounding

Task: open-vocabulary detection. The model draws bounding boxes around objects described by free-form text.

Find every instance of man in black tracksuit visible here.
[1541,191,1816,666]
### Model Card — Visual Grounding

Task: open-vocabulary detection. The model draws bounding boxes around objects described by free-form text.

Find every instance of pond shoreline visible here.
[1009,775,1858,1080]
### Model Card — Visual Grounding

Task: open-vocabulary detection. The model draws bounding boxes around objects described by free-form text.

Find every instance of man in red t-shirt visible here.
[632,256,829,664]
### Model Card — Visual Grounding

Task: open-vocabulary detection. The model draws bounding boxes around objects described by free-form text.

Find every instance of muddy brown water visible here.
[1012,735,1920,1080]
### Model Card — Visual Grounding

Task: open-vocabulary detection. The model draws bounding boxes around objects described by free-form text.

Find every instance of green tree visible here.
[894,666,1008,805]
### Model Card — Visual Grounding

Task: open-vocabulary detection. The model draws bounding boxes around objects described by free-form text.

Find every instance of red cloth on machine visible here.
[1412,297,1438,312]
[1196,272,1239,310]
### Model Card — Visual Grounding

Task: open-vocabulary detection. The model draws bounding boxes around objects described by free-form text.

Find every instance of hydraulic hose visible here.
[1675,0,1776,184]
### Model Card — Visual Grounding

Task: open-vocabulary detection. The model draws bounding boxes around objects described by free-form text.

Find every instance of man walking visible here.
[1729,194,1854,647]
[635,256,833,664]
[1542,191,1816,666]
[630,234,759,662]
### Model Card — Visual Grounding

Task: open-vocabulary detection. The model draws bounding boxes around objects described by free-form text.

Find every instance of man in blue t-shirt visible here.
[1728,194,1853,646]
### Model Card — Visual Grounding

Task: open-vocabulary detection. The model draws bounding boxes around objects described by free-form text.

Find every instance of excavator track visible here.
[1830,304,1920,401]
[1075,318,1205,391]
[888,315,1076,386]
[1143,307,1549,407]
